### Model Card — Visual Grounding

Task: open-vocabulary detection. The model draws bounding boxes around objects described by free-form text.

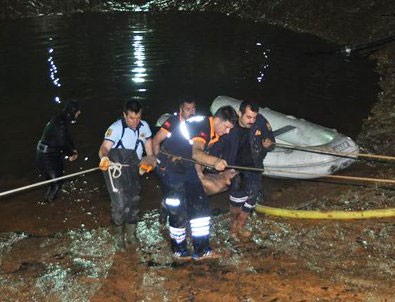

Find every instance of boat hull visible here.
[210,96,359,179]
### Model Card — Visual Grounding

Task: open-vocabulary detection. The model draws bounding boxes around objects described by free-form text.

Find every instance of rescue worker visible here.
[153,97,236,200]
[36,100,81,203]
[98,100,155,251]
[153,96,197,224]
[152,96,197,155]
[156,105,238,261]
[221,100,275,239]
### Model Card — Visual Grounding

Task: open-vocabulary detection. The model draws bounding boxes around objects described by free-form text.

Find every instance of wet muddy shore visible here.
[1,1,395,301]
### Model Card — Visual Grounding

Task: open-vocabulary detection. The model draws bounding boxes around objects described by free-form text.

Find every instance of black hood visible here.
[63,100,81,123]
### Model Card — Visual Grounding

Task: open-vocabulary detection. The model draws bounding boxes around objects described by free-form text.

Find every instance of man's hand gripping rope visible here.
[99,156,127,193]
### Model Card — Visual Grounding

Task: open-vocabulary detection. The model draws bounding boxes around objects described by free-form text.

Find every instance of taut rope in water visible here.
[0,167,100,198]
[0,161,130,198]
[274,142,395,161]
[1,146,394,198]
[159,150,395,185]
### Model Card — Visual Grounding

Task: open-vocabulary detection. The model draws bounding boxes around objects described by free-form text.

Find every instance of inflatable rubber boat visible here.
[210,96,359,179]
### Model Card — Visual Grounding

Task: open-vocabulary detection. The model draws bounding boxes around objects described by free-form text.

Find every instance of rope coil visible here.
[107,161,128,193]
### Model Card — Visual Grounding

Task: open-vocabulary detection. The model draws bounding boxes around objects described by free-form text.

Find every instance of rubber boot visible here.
[237,211,252,239]
[125,223,138,247]
[113,224,126,251]
[229,206,241,238]
[44,182,62,203]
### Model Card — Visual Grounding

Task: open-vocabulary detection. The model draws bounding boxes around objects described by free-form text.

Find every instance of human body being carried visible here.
[98,100,155,251]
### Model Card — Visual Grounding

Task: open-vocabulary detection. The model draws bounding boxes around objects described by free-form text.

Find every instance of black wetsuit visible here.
[36,110,78,202]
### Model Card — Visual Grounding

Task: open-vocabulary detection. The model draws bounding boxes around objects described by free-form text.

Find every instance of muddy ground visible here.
[1,1,395,301]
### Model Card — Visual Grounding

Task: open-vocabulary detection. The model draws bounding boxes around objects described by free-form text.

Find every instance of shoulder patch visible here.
[163,120,172,129]
[105,128,113,137]
[199,131,209,140]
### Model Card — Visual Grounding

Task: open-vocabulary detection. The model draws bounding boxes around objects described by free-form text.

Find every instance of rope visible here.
[159,150,395,185]
[306,34,395,56]
[263,168,395,185]
[0,160,131,198]
[275,142,395,161]
[160,150,395,219]
[0,167,99,198]
[107,162,129,193]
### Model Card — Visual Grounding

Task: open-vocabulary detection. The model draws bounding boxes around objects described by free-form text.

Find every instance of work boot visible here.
[171,239,191,261]
[237,211,252,239]
[125,223,138,247]
[229,206,241,238]
[113,224,126,251]
[192,247,220,261]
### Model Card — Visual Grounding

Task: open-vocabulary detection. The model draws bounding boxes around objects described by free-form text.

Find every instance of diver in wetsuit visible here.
[36,100,81,203]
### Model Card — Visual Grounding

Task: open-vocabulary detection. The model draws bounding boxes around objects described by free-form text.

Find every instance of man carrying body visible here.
[153,96,196,155]
[156,106,238,260]
[98,100,154,251]
[221,100,275,239]
[152,96,196,224]
[153,97,236,199]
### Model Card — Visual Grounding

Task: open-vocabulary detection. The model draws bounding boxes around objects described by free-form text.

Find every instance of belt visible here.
[37,141,60,153]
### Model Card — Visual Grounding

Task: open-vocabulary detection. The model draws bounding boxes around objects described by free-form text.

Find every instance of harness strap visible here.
[114,122,143,151]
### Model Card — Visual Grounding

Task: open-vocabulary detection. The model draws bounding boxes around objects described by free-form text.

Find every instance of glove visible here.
[139,163,153,175]
[99,156,111,171]
[139,155,157,175]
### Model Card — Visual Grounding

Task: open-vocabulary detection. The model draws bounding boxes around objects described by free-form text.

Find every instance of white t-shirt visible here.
[104,119,152,160]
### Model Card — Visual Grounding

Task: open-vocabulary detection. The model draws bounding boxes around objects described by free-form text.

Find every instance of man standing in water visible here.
[98,100,155,251]
[36,100,81,203]
[155,106,238,261]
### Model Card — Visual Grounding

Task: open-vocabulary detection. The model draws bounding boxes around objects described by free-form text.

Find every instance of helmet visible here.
[63,100,81,123]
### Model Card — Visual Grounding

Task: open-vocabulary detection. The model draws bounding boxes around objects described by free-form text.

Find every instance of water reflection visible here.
[131,34,147,84]
[47,38,63,104]
[256,42,270,83]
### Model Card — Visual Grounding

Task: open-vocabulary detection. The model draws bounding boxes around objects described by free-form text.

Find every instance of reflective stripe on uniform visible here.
[169,226,186,243]
[229,195,248,204]
[165,198,181,207]
[190,216,210,237]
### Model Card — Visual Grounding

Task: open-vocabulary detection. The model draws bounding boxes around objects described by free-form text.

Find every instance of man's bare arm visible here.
[192,140,227,171]
[152,129,168,156]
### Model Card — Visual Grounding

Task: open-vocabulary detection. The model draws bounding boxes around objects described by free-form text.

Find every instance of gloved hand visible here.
[139,155,157,175]
[99,156,111,171]
[69,150,78,161]
[139,163,153,175]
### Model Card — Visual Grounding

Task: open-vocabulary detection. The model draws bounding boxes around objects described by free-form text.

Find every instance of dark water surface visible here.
[0,12,379,189]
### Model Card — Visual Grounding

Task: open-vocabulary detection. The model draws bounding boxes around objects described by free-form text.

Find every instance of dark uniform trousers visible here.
[156,155,210,255]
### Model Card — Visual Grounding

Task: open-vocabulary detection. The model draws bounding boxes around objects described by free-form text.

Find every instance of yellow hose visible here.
[255,204,395,219]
